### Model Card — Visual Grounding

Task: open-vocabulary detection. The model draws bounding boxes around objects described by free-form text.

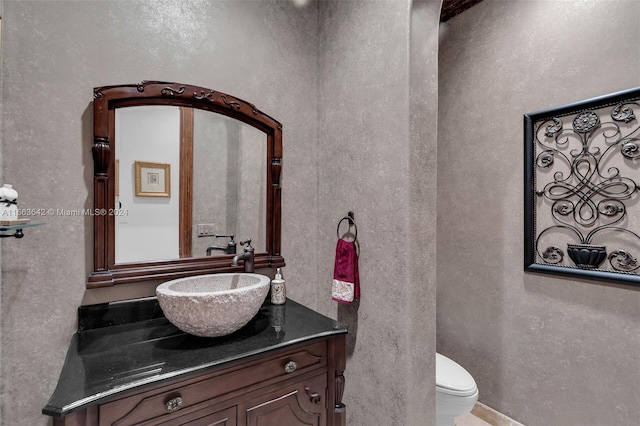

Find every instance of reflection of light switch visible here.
[197,224,215,237]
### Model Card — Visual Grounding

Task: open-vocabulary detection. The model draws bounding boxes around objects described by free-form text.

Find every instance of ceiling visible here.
[440,0,484,22]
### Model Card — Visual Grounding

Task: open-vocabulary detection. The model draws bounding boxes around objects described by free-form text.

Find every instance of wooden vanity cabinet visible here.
[54,335,346,426]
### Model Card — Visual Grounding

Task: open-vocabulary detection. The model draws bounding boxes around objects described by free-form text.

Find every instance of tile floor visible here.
[456,412,493,426]
[455,402,525,426]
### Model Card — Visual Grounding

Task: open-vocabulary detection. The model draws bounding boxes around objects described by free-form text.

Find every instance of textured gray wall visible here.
[1,0,442,425]
[409,1,440,422]
[0,1,4,423]
[1,1,318,424]
[317,1,440,424]
[438,0,640,425]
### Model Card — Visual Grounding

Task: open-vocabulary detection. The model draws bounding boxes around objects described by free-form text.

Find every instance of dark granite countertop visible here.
[43,298,347,418]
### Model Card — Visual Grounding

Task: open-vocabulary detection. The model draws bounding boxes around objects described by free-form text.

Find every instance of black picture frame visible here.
[524,86,640,287]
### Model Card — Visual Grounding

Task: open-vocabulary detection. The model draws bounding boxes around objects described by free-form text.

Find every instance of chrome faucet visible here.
[231,239,254,273]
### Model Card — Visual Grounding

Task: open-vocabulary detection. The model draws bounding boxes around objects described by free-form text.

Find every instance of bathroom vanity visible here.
[43,298,347,426]
[47,81,348,425]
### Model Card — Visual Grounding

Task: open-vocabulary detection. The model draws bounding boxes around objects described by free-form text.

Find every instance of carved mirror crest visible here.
[89,81,284,287]
[525,86,640,286]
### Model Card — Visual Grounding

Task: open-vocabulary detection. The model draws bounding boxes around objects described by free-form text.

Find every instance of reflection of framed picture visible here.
[134,161,171,197]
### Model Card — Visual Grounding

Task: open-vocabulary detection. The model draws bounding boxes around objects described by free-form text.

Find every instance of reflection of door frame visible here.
[179,107,194,258]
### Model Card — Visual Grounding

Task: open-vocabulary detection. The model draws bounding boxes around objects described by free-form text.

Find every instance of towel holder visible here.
[337,211,357,240]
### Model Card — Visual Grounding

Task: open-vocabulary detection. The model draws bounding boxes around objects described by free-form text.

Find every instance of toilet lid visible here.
[436,353,477,395]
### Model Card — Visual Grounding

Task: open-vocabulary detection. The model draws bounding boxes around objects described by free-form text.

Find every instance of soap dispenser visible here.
[270,268,286,305]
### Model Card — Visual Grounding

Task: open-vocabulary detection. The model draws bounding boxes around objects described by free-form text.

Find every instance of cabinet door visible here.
[239,374,326,426]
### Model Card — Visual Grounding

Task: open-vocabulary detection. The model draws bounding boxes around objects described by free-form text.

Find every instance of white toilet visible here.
[436,353,479,426]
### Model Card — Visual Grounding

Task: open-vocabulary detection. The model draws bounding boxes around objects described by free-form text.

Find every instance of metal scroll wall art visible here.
[524,87,640,286]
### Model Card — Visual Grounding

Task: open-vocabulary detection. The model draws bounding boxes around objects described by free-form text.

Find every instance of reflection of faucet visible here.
[231,239,254,273]
[206,235,237,256]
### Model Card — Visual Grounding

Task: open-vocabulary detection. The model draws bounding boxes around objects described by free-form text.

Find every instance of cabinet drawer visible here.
[142,404,236,426]
[99,340,327,426]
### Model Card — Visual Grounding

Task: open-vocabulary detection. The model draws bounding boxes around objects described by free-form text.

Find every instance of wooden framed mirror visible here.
[88,81,284,288]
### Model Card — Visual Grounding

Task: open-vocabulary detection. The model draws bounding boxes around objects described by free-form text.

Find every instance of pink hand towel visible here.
[331,238,360,304]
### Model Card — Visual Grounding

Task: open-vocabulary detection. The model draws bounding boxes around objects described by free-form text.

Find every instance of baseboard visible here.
[471,402,525,426]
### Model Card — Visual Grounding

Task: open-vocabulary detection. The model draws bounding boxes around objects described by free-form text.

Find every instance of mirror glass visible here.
[114,106,267,263]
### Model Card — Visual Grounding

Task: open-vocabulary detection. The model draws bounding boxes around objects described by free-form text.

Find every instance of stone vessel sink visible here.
[156,273,270,337]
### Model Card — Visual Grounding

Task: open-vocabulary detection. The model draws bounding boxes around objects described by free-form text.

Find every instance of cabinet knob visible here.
[284,360,297,373]
[165,396,183,413]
